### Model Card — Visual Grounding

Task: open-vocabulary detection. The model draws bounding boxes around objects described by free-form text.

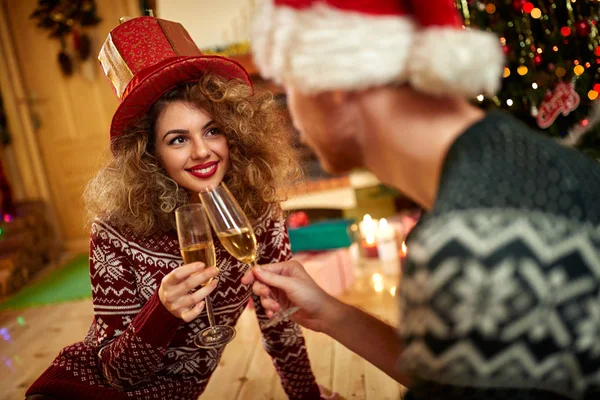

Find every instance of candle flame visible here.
[374,282,384,293]
[390,286,396,296]
[363,214,372,223]
[401,241,407,254]
[379,218,388,229]
[366,233,375,245]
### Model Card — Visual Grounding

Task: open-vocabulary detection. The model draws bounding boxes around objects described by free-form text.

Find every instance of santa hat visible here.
[251,0,504,97]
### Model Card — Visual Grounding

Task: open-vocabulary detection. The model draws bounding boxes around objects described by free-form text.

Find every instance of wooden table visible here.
[0,263,405,400]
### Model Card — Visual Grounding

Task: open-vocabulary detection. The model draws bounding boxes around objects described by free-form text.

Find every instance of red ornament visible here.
[594,83,600,92]
[523,2,534,13]
[536,82,580,129]
[287,211,310,228]
[595,46,600,57]
[534,55,543,66]
[72,27,81,51]
[560,27,572,37]
[502,45,511,55]
[512,0,526,11]
[575,20,591,37]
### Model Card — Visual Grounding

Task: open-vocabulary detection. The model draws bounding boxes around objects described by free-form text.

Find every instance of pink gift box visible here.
[293,248,356,296]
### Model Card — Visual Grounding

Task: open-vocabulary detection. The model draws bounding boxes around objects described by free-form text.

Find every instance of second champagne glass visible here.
[175,204,236,348]
[199,183,300,329]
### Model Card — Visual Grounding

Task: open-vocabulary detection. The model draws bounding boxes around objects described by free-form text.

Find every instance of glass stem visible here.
[204,296,217,332]
[244,257,258,275]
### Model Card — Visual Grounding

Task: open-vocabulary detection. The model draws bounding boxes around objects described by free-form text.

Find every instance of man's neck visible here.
[358,86,485,210]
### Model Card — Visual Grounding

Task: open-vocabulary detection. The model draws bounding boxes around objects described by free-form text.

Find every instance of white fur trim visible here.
[252,2,416,93]
[252,2,505,97]
[408,27,505,97]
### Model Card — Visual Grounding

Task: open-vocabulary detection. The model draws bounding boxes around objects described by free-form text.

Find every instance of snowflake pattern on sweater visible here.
[27,208,320,400]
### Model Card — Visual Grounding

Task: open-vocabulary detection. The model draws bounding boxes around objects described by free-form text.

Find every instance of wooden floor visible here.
[0,264,405,400]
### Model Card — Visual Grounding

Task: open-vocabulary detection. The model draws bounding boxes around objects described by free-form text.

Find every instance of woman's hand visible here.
[159,262,219,322]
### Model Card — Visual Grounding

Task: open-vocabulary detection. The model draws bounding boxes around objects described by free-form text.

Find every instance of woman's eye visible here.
[169,136,187,145]
[206,127,222,137]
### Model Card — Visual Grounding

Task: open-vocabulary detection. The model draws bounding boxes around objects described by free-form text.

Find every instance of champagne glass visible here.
[199,183,300,329]
[175,204,236,348]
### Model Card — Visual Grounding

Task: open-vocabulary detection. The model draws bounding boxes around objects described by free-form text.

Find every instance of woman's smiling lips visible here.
[187,161,219,178]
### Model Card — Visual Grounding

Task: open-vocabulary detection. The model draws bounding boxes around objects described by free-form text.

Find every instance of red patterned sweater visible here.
[27,208,320,399]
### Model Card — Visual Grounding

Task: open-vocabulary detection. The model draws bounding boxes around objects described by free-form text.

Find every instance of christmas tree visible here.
[457,0,600,159]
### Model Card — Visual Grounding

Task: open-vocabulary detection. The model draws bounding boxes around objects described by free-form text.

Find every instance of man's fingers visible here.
[241,269,254,285]
[251,281,271,298]
[256,261,299,277]
[260,296,281,313]
[253,266,294,292]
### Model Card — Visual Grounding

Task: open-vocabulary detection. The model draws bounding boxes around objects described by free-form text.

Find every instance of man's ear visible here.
[317,89,350,107]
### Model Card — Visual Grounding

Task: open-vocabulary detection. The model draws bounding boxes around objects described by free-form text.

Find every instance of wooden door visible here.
[2,0,140,250]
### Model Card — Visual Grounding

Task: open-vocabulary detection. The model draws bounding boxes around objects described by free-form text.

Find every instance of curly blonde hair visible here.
[84,74,303,235]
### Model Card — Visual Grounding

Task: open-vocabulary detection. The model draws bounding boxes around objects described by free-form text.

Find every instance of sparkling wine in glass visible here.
[175,204,236,348]
[199,183,300,329]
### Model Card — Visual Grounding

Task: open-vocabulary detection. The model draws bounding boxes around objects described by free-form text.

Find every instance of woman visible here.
[26,16,324,400]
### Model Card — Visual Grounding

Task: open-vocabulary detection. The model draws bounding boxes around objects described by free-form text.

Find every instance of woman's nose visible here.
[192,139,211,159]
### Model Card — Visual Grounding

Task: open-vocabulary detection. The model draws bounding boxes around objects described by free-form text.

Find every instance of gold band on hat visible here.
[98,33,134,100]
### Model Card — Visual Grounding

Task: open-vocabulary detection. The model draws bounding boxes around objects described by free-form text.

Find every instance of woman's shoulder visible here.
[92,216,179,250]
[252,204,287,240]
[254,204,284,227]
[90,216,149,244]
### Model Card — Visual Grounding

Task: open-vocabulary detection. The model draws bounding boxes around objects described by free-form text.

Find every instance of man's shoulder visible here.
[437,112,600,222]
[407,208,600,268]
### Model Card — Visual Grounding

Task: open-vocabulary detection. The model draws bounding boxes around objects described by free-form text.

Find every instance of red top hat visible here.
[99,16,253,138]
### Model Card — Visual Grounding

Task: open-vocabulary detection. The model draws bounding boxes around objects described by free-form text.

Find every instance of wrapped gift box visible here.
[288,219,354,253]
[292,248,356,296]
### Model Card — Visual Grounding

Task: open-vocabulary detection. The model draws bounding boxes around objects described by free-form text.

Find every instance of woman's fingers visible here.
[188,280,218,306]
[167,262,205,284]
[180,301,206,323]
[186,267,219,291]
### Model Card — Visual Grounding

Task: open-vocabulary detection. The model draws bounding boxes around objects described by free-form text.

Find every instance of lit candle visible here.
[359,214,377,238]
[378,218,395,241]
[362,235,378,258]
[377,218,399,275]
[400,241,408,267]
[360,214,379,258]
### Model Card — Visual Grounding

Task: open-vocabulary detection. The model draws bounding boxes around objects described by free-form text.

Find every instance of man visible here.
[242,0,600,399]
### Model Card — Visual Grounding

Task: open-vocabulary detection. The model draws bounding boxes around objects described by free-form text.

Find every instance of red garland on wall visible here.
[29,0,101,76]
[0,158,14,218]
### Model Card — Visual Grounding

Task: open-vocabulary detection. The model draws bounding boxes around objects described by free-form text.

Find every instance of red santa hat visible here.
[251,0,504,97]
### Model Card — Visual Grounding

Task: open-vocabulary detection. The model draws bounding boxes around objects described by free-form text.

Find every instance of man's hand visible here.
[242,260,339,332]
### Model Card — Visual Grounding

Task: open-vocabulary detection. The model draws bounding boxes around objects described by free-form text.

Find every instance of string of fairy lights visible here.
[457,0,600,140]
